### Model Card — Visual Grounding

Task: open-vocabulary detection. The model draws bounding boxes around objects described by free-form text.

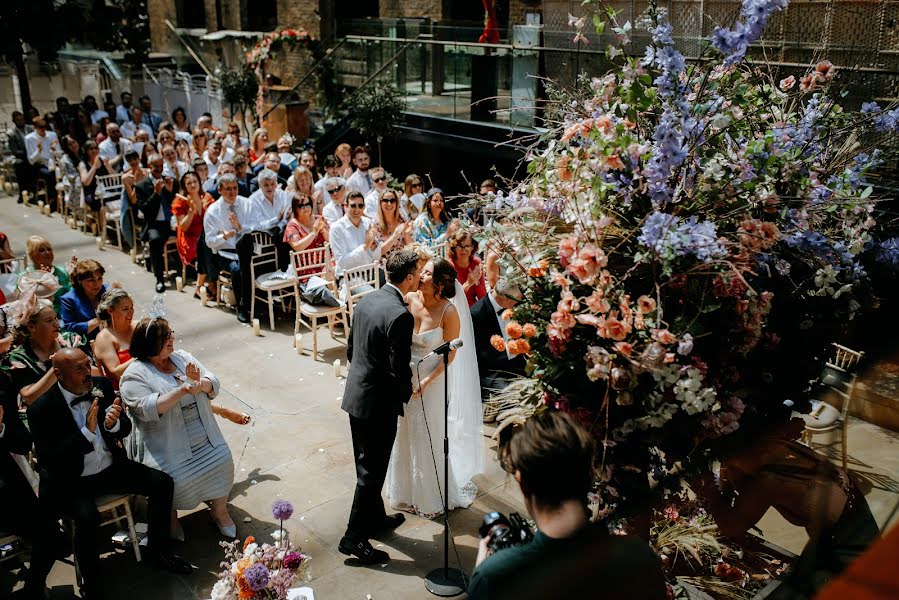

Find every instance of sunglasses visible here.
[348,203,365,209]
[381,197,397,204]
[327,185,343,194]
[297,202,312,208]
[412,182,422,188]
[372,175,386,183]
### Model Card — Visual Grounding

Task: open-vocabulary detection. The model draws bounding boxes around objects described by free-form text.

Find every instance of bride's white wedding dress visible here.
[386,282,484,518]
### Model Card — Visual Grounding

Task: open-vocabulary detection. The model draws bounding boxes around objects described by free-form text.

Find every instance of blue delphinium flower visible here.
[874,107,899,133]
[711,0,789,65]
[639,212,726,262]
[874,238,899,271]
[860,102,881,115]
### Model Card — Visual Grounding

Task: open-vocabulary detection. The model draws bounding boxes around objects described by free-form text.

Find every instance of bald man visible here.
[27,349,191,599]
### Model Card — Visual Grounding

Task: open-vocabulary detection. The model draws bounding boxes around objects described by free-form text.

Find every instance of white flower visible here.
[677,333,694,356]
[211,578,237,600]
[91,387,103,399]
[243,542,258,557]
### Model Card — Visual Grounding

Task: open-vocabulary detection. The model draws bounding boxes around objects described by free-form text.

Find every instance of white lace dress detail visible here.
[386,325,478,518]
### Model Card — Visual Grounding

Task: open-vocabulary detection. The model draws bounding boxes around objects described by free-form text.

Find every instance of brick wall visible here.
[380,0,444,20]
[148,0,178,55]
[509,0,542,26]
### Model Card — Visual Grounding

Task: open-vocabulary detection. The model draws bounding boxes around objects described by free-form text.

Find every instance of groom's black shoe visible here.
[338,536,390,565]
[373,513,405,534]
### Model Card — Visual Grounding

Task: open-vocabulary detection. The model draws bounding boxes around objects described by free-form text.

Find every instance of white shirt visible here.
[364,187,386,219]
[322,200,345,225]
[163,160,189,181]
[346,169,372,196]
[120,120,154,142]
[25,130,59,168]
[90,109,109,125]
[488,291,513,360]
[58,383,121,477]
[330,215,381,277]
[203,152,224,179]
[204,196,252,260]
[246,188,292,232]
[98,137,133,172]
[313,177,332,206]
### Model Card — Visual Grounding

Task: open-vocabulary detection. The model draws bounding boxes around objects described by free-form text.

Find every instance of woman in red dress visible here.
[284,193,329,278]
[171,171,216,298]
[448,229,487,307]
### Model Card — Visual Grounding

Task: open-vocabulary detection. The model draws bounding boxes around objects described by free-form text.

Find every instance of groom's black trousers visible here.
[345,411,398,540]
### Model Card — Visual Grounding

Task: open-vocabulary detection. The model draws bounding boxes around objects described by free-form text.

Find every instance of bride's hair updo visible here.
[431,258,457,299]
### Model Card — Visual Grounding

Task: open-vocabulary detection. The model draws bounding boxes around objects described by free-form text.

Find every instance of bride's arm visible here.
[419,305,460,393]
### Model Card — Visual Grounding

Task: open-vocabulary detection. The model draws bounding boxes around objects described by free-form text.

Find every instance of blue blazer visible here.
[60,284,108,338]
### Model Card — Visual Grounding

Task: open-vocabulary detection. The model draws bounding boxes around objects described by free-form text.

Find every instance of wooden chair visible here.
[800,343,864,469]
[250,232,296,330]
[293,245,347,359]
[431,241,448,259]
[162,238,181,283]
[72,494,142,587]
[95,174,125,249]
[343,262,381,323]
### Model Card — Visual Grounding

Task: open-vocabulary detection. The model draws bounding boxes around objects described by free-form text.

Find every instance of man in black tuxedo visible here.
[339,249,422,564]
[470,279,526,400]
[135,153,176,293]
[27,349,191,599]
[0,380,63,599]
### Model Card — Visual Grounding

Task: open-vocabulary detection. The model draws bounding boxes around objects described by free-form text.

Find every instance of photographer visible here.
[469,411,667,600]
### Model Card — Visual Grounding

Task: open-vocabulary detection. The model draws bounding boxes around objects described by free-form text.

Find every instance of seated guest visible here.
[175,137,192,163]
[335,142,353,179]
[190,127,208,160]
[224,121,245,151]
[204,174,253,322]
[322,177,348,225]
[345,145,372,196]
[213,131,235,161]
[120,106,154,142]
[469,411,667,600]
[234,154,253,195]
[414,187,450,245]
[250,152,290,191]
[24,116,60,205]
[171,106,190,134]
[203,138,225,179]
[400,174,425,221]
[93,288,136,386]
[191,157,210,190]
[363,166,389,218]
[3,295,92,406]
[161,144,189,181]
[0,382,63,599]
[98,122,132,173]
[135,154,176,293]
[22,235,72,311]
[60,258,108,339]
[8,110,34,203]
[448,229,487,307]
[79,140,111,212]
[28,348,192,599]
[470,279,526,399]
[299,150,319,180]
[84,95,108,125]
[284,193,329,255]
[248,128,269,168]
[59,134,83,210]
[172,171,217,299]
[206,161,246,199]
[375,188,412,264]
[120,318,248,541]
[313,155,340,210]
[276,135,297,171]
[121,150,148,252]
[330,191,387,280]
[286,165,315,199]
[139,95,162,135]
[115,90,134,124]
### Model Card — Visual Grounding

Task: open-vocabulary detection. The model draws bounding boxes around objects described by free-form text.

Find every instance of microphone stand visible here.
[424,348,466,597]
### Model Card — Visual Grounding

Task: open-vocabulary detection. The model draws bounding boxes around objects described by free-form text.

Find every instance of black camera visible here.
[479,511,534,553]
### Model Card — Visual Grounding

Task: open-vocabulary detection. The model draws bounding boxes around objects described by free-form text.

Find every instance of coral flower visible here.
[243,536,256,551]
[558,236,579,266]
[779,75,795,91]
[490,335,506,352]
[613,341,633,356]
[586,291,611,314]
[522,323,538,338]
[604,154,625,170]
[501,309,514,321]
[637,295,656,314]
[557,156,573,181]
[507,339,531,356]
[506,321,523,339]
[815,60,834,82]
[599,317,628,341]
[652,329,677,345]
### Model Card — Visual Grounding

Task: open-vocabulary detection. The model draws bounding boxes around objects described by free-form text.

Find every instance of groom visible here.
[340,249,423,564]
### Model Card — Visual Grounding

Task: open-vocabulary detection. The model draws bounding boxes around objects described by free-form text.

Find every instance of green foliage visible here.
[344,81,407,144]
[220,66,260,136]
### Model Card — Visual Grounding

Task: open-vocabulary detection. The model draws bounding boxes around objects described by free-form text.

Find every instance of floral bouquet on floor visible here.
[211,501,310,600]
[472,0,899,515]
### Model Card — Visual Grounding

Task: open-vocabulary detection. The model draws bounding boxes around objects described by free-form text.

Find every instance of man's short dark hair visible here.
[323,155,340,168]
[346,190,364,203]
[124,150,139,162]
[11,111,23,119]
[139,95,151,103]
[352,145,370,158]
[121,91,131,100]
[386,249,421,285]
[506,411,596,509]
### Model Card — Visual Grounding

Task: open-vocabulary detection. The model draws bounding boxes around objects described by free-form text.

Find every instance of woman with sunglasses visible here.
[401,174,425,221]
[414,187,450,245]
[376,189,412,264]
[190,128,207,161]
[285,194,329,256]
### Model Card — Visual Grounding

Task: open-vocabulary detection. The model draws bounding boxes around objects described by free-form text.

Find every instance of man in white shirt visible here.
[161,144,189,181]
[323,177,348,225]
[24,116,60,205]
[330,190,382,279]
[115,90,133,124]
[345,145,373,196]
[364,166,389,218]
[84,95,108,125]
[203,138,225,179]
[120,106,154,142]
[98,123,133,173]
[204,174,253,322]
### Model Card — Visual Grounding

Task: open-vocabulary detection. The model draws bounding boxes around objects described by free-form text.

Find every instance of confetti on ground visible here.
[243,517,252,523]
[317,448,325,453]
[251,480,258,484]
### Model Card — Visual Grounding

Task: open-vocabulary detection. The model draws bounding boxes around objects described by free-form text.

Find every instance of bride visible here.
[386,257,484,517]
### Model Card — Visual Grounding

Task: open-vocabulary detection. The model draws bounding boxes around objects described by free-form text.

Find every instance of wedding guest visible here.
[276,135,297,171]
[22,235,72,310]
[190,127,207,160]
[25,116,60,204]
[171,106,190,134]
[286,165,315,199]
[97,122,131,173]
[322,177,348,225]
[330,191,385,279]
[0,383,63,599]
[192,157,210,189]
[135,154,177,293]
[375,188,412,264]
[284,194,329,256]
[250,152,290,192]
[7,110,34,203]
[448,229,487,307]
[172,171,217,298]
[60,259,108,339]
[469,411,667,600]
[484,238,504,291]
[59,134,83,210]
[224,122,244,151]
[93,288,136,386]
[335,142,353,179]
[71,106,98,146]
[121,150,148,251]
[120,318,248,541]
[248,128,269,168]
[204,174,253,322]
[79,140,111,212]
[175,137,192,164]
[139,95,162,135]
[363,166,389,218]
[203,138,225,178]
[121,107,154,142]
[28,348,192,599]
[470,279,526,400]
[299,150,319,180]
[345,146,373,196]
[2,296,92,405]
[233,154,254,194]
[161,144,189,181]
[414,187,450,245]
[313,155,340,209]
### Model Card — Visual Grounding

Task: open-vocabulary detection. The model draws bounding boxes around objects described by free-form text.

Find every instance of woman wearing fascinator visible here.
[120,315,250,540]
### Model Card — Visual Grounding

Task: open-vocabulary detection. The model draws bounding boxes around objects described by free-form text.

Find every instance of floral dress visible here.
[413,214,448,246]
[1,331,92,397]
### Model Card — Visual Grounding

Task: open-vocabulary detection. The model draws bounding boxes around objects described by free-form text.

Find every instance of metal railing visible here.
[142,66,224,128]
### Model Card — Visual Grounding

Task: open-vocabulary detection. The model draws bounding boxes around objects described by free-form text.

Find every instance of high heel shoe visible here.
[212,515,237,539]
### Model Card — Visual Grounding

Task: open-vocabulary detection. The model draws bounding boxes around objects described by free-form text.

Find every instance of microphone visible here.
[417,338,463,362]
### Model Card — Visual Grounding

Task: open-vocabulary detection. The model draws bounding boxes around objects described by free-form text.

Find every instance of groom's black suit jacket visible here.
[471,294,526,381]
[342,284,414,419]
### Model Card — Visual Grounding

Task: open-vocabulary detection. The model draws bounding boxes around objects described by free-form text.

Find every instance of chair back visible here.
[0,255,25,275]
[825,343,864,420]
[290,245,332,286]
[431,241,448,259]
[250,232,278,278]
[95,173,124,203]
[343,262,381,316]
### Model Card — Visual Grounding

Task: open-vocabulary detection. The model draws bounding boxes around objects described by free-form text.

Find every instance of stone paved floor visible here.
[1,194,897,599]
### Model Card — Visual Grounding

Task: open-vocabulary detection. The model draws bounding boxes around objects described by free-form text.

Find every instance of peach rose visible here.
[522,323,538,338]
[599,317,628,341]
[501,309,514,321]
[779,75,795,91]
[586,291,611,314]
[575,313,604,328]
[604,154,625,170]
[637,295,656,314]
[551,310,576,329]
[614,341,634,356]
[559,236,578,266]
[490,335,506,352]
[652,329,677,345]
[506,321,523,339]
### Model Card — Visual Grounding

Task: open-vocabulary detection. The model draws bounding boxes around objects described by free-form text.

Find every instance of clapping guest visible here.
[345,146,372,196]
[2,295,92,405]
[204,174,253,322]
[335,142,353,179]
[175,137,192,164]
[28,348,192,599]
[60,258,108,339]
[414,187,450,245]
[121,150,148,252]
[22,235,72,310]
[172,171,216,299]
[161,144,189,181]
[330,191,385,279]
[401,174,425,221]
[248,128,269,168]
[322,177,347,225]
[190,127,208,160]
[93,288,136,385]
[79,140,111,211]
[59,134,83,210]
[284,194,329,257]
[136,154,177,293]
[363,166,389,218]
[448,229,487,307]
[120,318,248,541]
[204,138,225,178]
[286,165,315,201]
[376,188,412,264]
[313,155,340,209]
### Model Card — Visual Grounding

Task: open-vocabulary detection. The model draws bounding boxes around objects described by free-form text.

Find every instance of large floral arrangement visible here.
[246,29,312,73]
[211,501,310,600]
[474,0,898,512]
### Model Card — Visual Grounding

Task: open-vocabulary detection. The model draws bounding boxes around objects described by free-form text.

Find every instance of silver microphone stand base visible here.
[424,567,466,596]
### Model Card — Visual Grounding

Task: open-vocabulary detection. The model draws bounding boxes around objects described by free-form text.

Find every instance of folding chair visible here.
[250,232,296,330]
[293,245,347,359]
[342,262,381,323]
